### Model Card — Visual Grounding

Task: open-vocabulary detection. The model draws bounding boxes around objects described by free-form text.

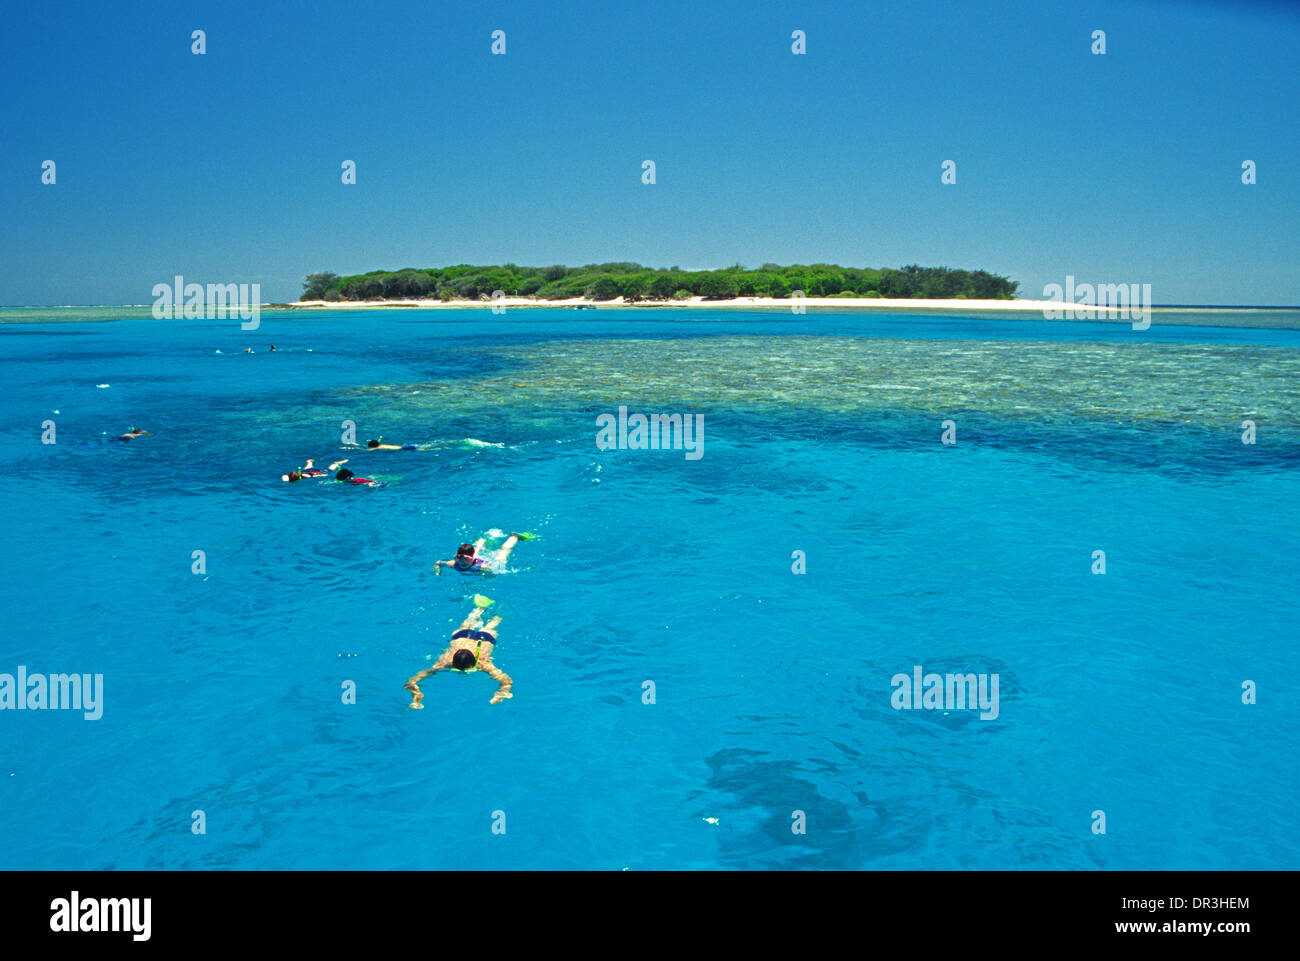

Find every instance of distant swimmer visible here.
[335,466,378,487]
[281,458,328,482]
[111,426,152,443]
[244,347,254,354]
[269,345,276,352]
[434,531,532,576]
[344,438,417,451]
[405,595,512,707]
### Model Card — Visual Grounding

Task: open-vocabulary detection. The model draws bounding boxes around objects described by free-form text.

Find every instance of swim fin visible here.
[473,594,494,608]
[512,531,536,540]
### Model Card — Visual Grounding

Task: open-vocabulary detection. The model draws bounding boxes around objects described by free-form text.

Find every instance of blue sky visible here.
[1,0,1296,305]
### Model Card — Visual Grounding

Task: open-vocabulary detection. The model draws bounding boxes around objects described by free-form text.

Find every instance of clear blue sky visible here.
[1,0,1296,305]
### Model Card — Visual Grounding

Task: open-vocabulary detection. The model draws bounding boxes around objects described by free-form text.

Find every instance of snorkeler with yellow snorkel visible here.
[404,595,512,707]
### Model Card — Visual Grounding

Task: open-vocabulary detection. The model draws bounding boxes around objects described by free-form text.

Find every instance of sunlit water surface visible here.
[2,307,1296,869]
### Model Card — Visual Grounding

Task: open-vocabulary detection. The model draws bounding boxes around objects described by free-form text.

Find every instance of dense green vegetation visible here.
[300,263,1019,302]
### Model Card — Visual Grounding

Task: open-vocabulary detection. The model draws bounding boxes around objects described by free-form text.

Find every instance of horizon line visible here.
[3,302,1299,311]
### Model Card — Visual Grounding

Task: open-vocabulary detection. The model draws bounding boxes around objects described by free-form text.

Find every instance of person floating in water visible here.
[434,532,530,575]
[112,426,151,443]
[405,595,512,707]
[344,438,417,451]
[269,345,276,352]
[335,466,378,486]
[281,458,328,482]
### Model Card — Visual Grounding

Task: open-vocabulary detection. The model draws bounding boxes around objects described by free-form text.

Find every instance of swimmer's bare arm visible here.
[481,661,513,704]
[405,651,454,708]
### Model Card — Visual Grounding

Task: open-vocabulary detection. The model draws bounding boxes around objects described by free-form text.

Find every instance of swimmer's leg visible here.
[491,533,520,569]
[460,600,493,631]
[481,615,502,635]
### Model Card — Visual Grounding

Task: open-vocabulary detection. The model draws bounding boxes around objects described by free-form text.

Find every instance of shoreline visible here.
[4,301,1294,312]
[285,296,1126,313]
[2,301,1296,330]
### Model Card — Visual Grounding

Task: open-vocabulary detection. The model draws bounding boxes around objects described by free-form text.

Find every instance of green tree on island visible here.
[301,272,339,300]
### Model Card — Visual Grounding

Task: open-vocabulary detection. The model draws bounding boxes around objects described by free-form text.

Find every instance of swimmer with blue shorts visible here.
[405,595,512,706]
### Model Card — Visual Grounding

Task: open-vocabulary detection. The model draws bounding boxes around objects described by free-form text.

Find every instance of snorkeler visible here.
[344,438,417,451]
[284,457,375,485]
[335,466,378,486]
[405,596,512,707]
[434,532,531,575]
[281,458,328,482]
[111,426,151,442]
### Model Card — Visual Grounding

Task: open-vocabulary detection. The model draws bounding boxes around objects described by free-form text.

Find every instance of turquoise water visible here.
[2,307,1297,869]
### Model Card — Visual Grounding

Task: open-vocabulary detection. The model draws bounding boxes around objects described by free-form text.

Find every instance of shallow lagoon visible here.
[1,307,1296,868]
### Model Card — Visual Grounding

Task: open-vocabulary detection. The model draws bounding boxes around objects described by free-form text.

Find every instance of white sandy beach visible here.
[285,296,1133,312]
